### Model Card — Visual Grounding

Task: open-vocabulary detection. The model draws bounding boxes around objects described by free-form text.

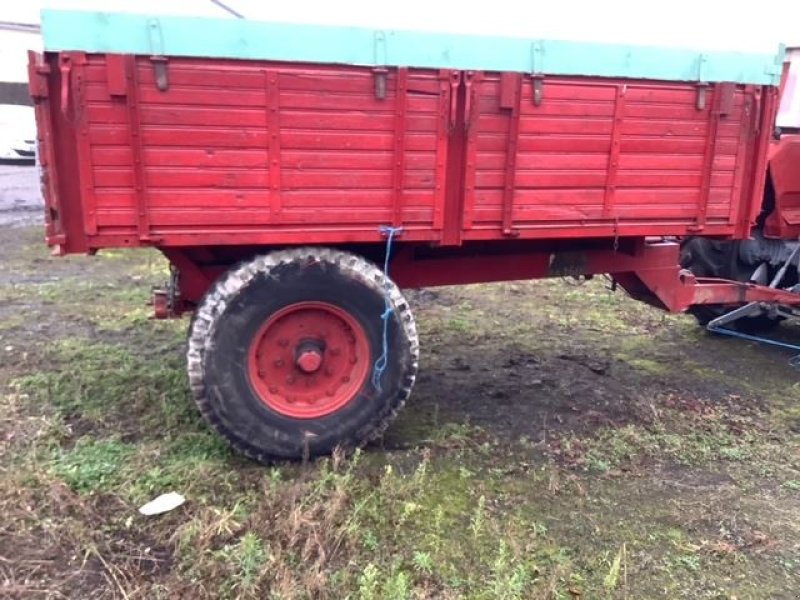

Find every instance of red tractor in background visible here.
[680,47,800,333]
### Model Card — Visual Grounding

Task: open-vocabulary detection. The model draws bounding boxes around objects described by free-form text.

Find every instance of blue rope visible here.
[707,324,800,368]
[372,225,403,392]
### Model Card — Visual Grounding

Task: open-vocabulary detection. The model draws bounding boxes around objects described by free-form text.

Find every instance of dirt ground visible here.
[2,182,800,597]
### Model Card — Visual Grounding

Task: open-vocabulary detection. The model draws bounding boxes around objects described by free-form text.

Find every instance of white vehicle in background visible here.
[0,104,36,163]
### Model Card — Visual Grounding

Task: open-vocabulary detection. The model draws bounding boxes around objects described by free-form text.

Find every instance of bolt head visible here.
[268,385,278,394]
[274,358,285,368]
[341,375,350,383]
[296,349,323,374]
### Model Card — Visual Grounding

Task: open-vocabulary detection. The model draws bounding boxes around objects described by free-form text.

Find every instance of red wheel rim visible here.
[247,301,371,419]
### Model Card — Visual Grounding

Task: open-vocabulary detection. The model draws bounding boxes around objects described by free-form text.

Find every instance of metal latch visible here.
[695,53,708,110]
[530,40,544,107]
[147,18,169,91]
[373,31,388,100]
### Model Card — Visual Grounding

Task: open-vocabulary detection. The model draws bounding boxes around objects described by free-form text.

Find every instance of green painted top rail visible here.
[41,10,785,86]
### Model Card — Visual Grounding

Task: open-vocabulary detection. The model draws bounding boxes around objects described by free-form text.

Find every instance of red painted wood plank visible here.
[281,150,436,170]
[94,206,436,228]
[280,131,436,151]
[479,97,617,117]
[276,111,438,133]
[473,170,734,189]
[624,101,743,120]
[91,147,267,168]
[279,90,438,112]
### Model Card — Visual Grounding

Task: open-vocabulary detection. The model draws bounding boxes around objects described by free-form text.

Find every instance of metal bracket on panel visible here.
[28,51,50,99]
[695,53,708,110]
[147,18,169,91]
[530,40,544,106]
[59,55,72,115]
[373,31,388,100]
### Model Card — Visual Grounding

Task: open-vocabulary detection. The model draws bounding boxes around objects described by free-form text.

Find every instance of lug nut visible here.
[268,385,278,393]
[274,358,285,368]
[341,375,350,383]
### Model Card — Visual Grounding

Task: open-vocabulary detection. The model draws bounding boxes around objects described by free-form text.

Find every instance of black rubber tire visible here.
[186,247,418,463]
[680,237,780,333]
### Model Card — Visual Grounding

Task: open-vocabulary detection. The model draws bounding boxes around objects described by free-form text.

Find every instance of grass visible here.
[2,225,800,598]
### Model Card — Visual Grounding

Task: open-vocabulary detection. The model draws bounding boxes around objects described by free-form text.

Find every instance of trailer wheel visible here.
[187,248,418,462]
[680,237,780,333]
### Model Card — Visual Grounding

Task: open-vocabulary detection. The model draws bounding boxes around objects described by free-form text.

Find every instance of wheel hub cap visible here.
[247,302,371,419]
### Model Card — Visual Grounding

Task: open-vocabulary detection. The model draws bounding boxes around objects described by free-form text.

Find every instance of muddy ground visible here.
[1,191,800,597]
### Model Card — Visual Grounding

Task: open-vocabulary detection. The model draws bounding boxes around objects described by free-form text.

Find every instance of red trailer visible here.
[30,10,800,461]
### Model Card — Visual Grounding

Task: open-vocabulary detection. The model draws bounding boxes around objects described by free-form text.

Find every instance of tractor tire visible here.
[187,247,418,463]
[680,237,780,333]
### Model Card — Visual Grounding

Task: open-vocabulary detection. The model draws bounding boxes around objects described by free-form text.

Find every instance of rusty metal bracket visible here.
[147,18,169,91]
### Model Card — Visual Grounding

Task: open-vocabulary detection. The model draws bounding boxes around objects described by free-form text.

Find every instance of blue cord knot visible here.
[372,226,403,392]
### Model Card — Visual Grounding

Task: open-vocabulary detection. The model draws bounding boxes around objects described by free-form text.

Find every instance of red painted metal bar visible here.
[441,71,465,246]
[125,55,150,241]
[68,54,99,236]
[602,84,626,217]
[28,52,64,245]
[501,72,522,236]
[461,71,480,231]
[391,68,409,227]
[432,70,452,232]
[265,69,282,223]
[693,85,721,232]
[729,88,751,226]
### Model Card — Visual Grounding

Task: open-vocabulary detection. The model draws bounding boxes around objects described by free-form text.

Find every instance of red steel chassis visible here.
[27,50,800,315]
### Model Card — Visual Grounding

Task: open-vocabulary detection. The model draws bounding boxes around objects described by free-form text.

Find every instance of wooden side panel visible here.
[42,51,772,249]
[83,55,445,237]
[465,75,752,236]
